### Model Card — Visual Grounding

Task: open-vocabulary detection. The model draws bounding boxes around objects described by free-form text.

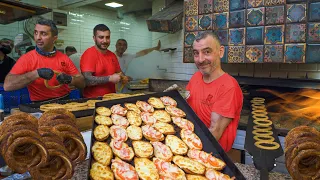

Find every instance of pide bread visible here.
[136,101,154,113]
[96,107,112,116]
[132,141,154,158]
[148,97,165,109]
[180,129,203,150]
[172,155,206,175]
[141,112,157,125]
[187,150,226,170]
[111,157,139,180]
[134,157,159,180]
[205,169,233,180]
[111,114,129,128]
[126,111,142,126]
[142,125,164,142]
[95,115,113,126]
[153,110,171,123]
[94,125,110,141]
[160,96,177,106]
[185,174,208,180]
[172,117,194,131]
[126,125,143,141]
[91,142,113,166]
[151,141,173,162]
[153,157,186,180]
[165,106,186,117]
[110,125,128,141]
[124,103,141,114]
[111,104,128,116]
[153,122,175,135]
[165,135,188,155]
[90,161,114,180]
[110,139,135,161]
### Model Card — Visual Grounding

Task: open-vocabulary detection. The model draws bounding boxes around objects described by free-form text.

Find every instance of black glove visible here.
[56,73,72,84]
[37,68,54,80]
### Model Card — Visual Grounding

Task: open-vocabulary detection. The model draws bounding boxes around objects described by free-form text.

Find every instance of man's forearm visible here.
[70,74,86,89]
[82,72,110,86]
[209,127,223,141]
[136,47,156,57]
[4,71,39,91]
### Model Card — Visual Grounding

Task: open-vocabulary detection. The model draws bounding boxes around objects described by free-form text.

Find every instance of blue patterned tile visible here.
[221,46,228,63]
[306,44,320,63]
[212,13,228,29]
[265,6,285,25]
[185,0,198,16]
[214,0,229,13]
[228,46,245,63]
[185,16,198,32]
[309,2,320,22]
[285,24,306,43]
[185,32,198,47]
[198,0,213,14]
[184,47,194,63]
[230,0,245,11]
[246,26,264,45]
[229,28,246,45]
[198,14,212,30]
[264,25,284,44]
[286,0,305,3]
[284,44,306,63]
[247,0,263,8]
[308,23,320,43]
[217,30,229,45]
[229,10,245,28]
[264,45,284,62]
[247,7,265,26]
[245,45,264,63]
[286,4,307,23]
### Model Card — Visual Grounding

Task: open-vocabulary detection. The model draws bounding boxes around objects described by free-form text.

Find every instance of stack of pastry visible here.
[40,99,102,112]
[285,126,320,180]
[102,93,145,101]
[90,96,232,180]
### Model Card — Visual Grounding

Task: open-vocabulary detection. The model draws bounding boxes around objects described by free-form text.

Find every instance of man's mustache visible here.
[197,60,211,66]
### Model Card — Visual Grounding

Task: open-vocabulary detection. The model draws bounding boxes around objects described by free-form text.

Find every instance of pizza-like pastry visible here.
[90,161,114,180]
[132,141,154,158]
[96,107,112,116]
[127,111,142,127]
[172,117,194,131]
[136,101,154,113]
[153,157,186,180]
[141,125,164,142]
[165,135,188,155]
[94,125,110,141]
[172,155,206,175]
[148,97,165,109]
[110,139,135,161]
[153,122,175,135]
[187,150,226,170]
[111,157,139,180]
[110,125,128,141]
[180,129,203,150]
[165,106,186,117]
[151,141,173,162]
[95,115,113,126]
[91,142,113,166]
[141,112,157,125]
[111,114,129,128]
[124,103,141,114]
[134,157,159,180]
[205,169,233,180]
[111,104,128,116]
[160,96,177,106]
[153,110,171,123]
[185,174,208,180]
[126,125,143,141]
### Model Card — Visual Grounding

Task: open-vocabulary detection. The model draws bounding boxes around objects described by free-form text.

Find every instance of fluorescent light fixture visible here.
[105,2,123,8]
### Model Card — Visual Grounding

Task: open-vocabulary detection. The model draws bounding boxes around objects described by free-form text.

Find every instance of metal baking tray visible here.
[19,97,102,118]
[87,90,245,179]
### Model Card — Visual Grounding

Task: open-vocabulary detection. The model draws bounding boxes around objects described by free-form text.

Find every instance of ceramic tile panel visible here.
[229,28,246,45]
[285,24,306,43]
[212,12,229,29]
[286,4,307,23]
[198,14,212,30]
[264,0,285,6]
[284,44,306,63]
[217,30,229,45]
[230,0,246,11]
[246,26,264,45]
[309,2,320,22]
[213,0,229,13]
[264,25,284,44]
[264,45,284,62]
[198,0,213,14]
[228,46,245,63]
[245,45,264,63]
[185,32,198,47]
[247,0,264,8]
[247,7,265,26]
[306,44,320,63]
[229,10,246,28]
[221,46,228,63]
[308,23,320,43]
[184,47,194,63]
[185,0,198,16]
[185,16,198,31]
[265,6,285,25]
[286,0,305,3]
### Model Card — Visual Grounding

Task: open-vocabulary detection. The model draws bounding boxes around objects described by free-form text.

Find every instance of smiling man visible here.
[4,19,85,102]
[186,32,243,152]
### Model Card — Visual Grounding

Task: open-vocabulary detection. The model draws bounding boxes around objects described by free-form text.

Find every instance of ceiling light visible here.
[105,2,123,8]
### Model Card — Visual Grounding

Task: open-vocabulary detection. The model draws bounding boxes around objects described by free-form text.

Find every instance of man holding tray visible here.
[186,32,243,152]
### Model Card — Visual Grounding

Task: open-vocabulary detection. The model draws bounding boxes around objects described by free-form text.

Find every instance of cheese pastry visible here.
[205,169,233,180]
[142,125,164,142]
[160,96,177,106]
[180,129,202,150]
[124,103,141,114]
[153,110,171,123]
[134,157,159,180]
[151,141,173,162]
[110,139,135,161]
[153,157,186,180]
[153,122,175,135]
[148,97,165,109]
[186,174,208,180]
[110,125,128,141]
[94,125,110,141]
[172,117,194,131]
[111,114,129,128]
[187,150,226,170]
[90,161,114,180]
[111,157,139,180]
[141,112,157,125]
[96,107,112,116]
[126,111,142,126]
[111,104,128,116]
[126,125,143,140]
[136,101,154,113]
[165,135,188,155]
[172,155,206,175]
[132,141,154,158]
[95,115,113,126]
[165,106,186,117]
[91,142,113,166]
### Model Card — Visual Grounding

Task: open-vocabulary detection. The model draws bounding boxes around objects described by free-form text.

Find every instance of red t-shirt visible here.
[80,46,120,98]
[10,50,79,101]
[186,72,243,152]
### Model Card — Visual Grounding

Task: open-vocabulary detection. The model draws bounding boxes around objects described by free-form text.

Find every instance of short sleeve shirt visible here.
[116,53,136,73]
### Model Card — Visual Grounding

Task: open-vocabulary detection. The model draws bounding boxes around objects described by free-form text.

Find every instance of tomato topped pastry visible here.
[111,104,128,116]
[148,97,165,109]
[136,101,154,113]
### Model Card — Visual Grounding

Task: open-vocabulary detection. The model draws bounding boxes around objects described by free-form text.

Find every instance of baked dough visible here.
[111,104,128,116]
[165,106,186,117]
[126,125,143,141]
[91,142,113,166]
[187,150,226,170]
[153,110,171,123]
[172,155,206,175]
[160,96,177,106]
[132,141,154,158]
[185,174,208,180]
[180,129,202,150]
[165,135,188,155]
[142,125,164,142]
[151,141,173,162]
[136,101,154,113]
[141,112,157,125]
[126,111,142,127]
[110,139,135,161]
[153,122,175,135]
[111,114,129,128]
[95,115,113,126]
[111,157,139,180]
[148,97,165,109]
[205,168,233,180]
[124,103,141,114]
[110,125,128,141]
[90,161,114,180]
[94,125,110,141]
[153,157,186,180]
[96,107,112,116]
[172,117,194,131]
[134,157,159,180]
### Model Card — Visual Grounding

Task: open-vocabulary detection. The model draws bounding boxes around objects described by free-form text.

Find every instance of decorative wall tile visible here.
[309,2,320,22]
[286,0,305,3]
[230,0,245,11]
[247,7,265,26]
[185,32,198,47]
[198,0,213,14]
[245,45,264,63]
[213,0,229,13]
[246,26,264,45]
[221,46,228,63]
[213,13,229,29]
[185,16,198,31]
[199,14,212,30]
[247,0,264,8]
[184,47,194,63]
[185,0,198,16]
[265,6,285,25]
[264,45,284,62]
[285,24,306,43]
[217,30,229,45]
[286,4,307,23]
[229,10,246,28]
[228,46,245,63]
[264,25,284,44]
[306,44,320,63]
[284,44,306,63]
[308,23,320,43]
[229,28,246,45]
[264,0,284,6]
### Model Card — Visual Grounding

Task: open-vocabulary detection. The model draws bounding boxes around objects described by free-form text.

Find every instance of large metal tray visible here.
[19,97,102,118]
[87,90,245,179]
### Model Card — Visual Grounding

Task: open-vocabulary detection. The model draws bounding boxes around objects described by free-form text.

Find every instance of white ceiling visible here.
[89,0,153,14]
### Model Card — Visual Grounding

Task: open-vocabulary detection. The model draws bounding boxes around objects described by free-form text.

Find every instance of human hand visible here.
[37,68,54,80]
[109,73,121,84]
[56,73,72,84]
[121,76,131,84]
[155,40,161,51]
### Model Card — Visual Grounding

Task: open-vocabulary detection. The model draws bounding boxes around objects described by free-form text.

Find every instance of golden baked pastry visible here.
[126,125,143,141]
[185,175,208,180]
[172,117,194,131]
[111,114,129,128]
[110,139,134,161]
[134,157,159,180]
[127,111,142,127]
[180,129,202,150]
[153,122,175,135]
[136,100,154,113]
[87,100,102,109]
[110,125,128,141]
[187,150,226,170]
[141,112,157,125]
[172,155,206,175]
[94,125,110,141]
[160,96,177,106]
[111,104,128,116]
[153,110,171,123]
[111,157,139,180]
[40,103,64,111]
[151,141,173,162]
[95,115,113,126]
[124,103,141,114]
[141,125,164,142]
[153,157,186,180]
[91,142,113,166]
[165,106,186,117]
[96,107,112,116]
[90,161,114,180]
[132,141,154,158]
[205,168,233,180]
[165,135,188,155]
[148,97,165,109]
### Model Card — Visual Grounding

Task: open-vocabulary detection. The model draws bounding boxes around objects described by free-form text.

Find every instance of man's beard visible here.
[96,41,109,50]
[196,60,217,75]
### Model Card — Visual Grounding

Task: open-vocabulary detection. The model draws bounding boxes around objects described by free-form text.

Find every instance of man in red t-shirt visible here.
[4,19,85,102]
[186,32,243,152]
[81,24,129,98]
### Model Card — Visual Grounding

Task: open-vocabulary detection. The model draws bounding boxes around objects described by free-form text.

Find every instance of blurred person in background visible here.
[66,46,81,72]
[0,38,15,83]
